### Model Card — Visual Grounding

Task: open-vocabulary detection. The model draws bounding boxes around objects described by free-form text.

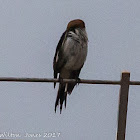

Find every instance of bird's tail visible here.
[55,83,68,113]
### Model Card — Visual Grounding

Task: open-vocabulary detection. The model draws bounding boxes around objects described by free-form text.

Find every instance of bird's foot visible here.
[76,78,81,85]
[59,77,63,84]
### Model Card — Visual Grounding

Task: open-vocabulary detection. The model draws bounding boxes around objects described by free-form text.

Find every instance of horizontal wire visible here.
[0,77,139,85]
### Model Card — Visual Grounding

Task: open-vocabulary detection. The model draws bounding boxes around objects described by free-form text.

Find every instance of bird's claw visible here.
[76,78,81,85]
[59,77,63,84]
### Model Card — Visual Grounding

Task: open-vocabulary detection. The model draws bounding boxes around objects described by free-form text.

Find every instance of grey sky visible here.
[0,0,140,140]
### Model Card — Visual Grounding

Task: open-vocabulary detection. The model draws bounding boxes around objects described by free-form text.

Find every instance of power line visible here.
[0,77,140,85]
[0,77,120,84]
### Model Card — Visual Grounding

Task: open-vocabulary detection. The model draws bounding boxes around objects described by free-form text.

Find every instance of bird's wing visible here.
[53,31,67,87]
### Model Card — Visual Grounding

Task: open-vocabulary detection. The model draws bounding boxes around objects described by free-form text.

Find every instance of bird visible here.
[53,19,88,113]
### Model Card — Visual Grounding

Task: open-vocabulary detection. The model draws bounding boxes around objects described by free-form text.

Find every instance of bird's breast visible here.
[62,37,88,70]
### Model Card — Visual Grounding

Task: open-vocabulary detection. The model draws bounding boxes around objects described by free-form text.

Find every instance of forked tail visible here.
[55,83,67,113]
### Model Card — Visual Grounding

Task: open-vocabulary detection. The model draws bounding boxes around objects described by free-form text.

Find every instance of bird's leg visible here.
[59,77,63,84]
[76,77,81,85]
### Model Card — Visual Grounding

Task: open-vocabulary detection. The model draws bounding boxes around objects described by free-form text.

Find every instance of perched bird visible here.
[53,19,88,113]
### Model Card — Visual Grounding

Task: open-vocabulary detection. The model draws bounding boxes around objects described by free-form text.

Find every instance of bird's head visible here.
[66,19,85,31]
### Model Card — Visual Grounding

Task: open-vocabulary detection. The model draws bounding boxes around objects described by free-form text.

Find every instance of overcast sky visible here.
[0,0,140,140]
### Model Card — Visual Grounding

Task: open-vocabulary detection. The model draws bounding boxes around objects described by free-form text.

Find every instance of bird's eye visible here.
[73,29,76,33]
[69,28,76,33]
